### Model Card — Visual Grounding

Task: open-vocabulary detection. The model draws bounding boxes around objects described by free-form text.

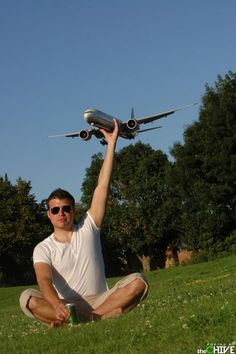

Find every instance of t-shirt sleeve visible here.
[86,211,100,231]
[33,242,52,266]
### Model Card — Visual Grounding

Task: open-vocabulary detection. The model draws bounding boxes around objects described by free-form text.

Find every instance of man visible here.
[19,120,148,326]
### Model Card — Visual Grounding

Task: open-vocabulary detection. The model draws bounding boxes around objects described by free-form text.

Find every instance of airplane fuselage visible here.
[84,109,138,139]
[84,109,121,130]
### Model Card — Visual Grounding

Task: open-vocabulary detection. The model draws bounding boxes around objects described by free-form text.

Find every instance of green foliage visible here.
[110,142,178,269]
[81,153,103,207]
[0,255,235,353]
[0,175,51,286]
[171,71,236,252]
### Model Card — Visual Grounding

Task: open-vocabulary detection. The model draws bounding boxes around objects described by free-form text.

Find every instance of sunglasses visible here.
[50,205,73,215]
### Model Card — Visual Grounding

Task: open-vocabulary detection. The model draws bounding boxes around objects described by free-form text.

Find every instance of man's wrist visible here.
[107,141,116,150]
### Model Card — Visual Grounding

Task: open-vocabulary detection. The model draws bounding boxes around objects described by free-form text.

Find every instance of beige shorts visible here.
[19,272,149,322]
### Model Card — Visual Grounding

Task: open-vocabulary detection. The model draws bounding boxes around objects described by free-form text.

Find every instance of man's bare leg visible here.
[92,279,146,319]
[27,296,65,326]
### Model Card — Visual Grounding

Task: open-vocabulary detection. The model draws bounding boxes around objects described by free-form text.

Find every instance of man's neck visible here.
[53,227,74,243]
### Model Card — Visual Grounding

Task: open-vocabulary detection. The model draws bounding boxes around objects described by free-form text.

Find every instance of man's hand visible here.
[53,301,70,322]
[99,119,119,146]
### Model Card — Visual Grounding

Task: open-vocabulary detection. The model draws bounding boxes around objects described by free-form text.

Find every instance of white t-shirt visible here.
[33,212,108,299]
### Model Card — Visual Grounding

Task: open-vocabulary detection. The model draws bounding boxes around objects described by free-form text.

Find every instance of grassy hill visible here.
[0,255,235,354]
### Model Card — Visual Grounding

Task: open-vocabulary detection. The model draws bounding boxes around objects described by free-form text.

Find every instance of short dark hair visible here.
[46,188,75,209]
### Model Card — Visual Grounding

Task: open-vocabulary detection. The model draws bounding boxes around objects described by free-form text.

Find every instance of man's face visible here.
[47,198,75,231]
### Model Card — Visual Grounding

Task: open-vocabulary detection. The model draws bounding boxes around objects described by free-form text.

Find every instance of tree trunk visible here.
[137,254,151,272]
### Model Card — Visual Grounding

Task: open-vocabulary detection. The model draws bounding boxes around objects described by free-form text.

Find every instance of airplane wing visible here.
[138,126,162,133]
[49,128,104,139]
[48,131,81,138]
[136,103,197,125]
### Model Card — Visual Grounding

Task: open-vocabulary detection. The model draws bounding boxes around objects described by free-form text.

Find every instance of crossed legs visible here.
[23,278,147,326]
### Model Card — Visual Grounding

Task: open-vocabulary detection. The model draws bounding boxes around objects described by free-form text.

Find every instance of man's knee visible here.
[126,278,147,298]
[19,288,44,318]
[27,296,40,311]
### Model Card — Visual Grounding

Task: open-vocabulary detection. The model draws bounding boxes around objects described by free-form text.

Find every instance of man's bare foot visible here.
[102,307,122,319]
[92,307,122,321]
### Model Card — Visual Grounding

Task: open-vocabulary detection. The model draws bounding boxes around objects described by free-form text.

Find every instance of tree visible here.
[170,71,236,254]
[0,176,50,286]
[109,142,179,271]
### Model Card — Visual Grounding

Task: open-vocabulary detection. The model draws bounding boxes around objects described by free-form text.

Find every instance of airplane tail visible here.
[131,107,135,119]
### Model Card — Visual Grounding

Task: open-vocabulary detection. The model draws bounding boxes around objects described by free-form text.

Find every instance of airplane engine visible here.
[79,130,92,141]
[126,119,139,130]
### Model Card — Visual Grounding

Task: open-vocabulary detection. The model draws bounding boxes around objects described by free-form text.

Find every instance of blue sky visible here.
[1,0,235,202]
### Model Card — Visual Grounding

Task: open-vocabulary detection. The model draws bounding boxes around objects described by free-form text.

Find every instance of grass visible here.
[0,255,236,354]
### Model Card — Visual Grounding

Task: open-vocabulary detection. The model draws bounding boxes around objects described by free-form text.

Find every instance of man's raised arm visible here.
[88,119,119,228]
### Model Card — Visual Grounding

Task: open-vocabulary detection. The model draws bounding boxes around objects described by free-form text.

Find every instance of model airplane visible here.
[49,103,196,145]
